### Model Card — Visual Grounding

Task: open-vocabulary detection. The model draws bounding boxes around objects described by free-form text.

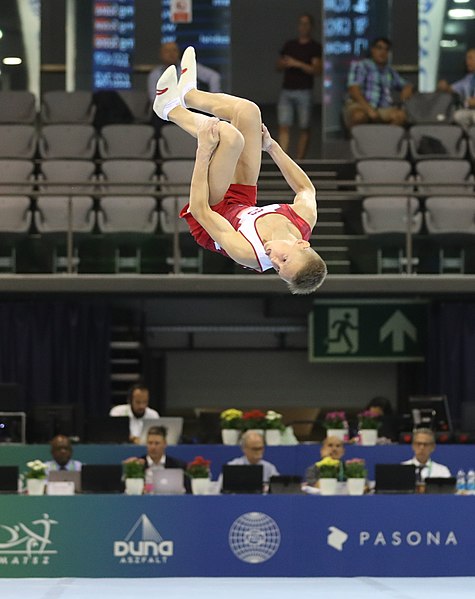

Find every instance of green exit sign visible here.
[309,299,428,363]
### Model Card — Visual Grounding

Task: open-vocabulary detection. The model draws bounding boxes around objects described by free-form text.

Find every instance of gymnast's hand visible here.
[261,124,273,152]
[197,117,220,157]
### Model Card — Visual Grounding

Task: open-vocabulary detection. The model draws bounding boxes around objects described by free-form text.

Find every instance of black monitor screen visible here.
[408,395,452,432]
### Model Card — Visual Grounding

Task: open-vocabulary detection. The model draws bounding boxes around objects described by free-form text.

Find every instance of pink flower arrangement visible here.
[324,411,348,430]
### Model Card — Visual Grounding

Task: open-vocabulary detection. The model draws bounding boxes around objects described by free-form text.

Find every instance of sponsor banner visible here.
[0,496,474,578]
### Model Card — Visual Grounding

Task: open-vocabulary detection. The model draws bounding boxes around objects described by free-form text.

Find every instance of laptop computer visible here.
[424,476,457,494]
[150,467,185,495]
[0,465,19,493]
[139,417,184,445]
[268,475,303,495]
[48,470,82,493]
[86,417,130,443]
[375,464,416,494]
[81,464,124,493]
[221,464,264,494]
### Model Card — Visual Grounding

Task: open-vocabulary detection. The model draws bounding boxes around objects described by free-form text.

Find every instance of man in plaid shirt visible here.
[343,37,413,130]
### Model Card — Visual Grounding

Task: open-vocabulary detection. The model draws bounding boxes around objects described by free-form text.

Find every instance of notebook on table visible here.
[374,464,416,494]
[268,475,303,495]
[139,417,184,445]
[221,464,263,494]
[424,476,457,494]
[150,467,185,495]
[81,464,123,493]
[48,470,82,493]
[0,465,19,493]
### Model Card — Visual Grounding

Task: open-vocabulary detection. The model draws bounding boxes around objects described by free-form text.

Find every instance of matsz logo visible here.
[327,526,348,551]
[228,512,281,564]
[113,514,174,565]
[0,513,58,566]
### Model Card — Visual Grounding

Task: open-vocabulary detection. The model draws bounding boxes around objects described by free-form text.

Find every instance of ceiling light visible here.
[0,30,3,39]
[2,57,22,65]
[448,8,475,18]
[453,0,470,3]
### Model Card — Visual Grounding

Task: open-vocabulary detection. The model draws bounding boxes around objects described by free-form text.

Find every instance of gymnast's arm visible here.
[261,125,317,228]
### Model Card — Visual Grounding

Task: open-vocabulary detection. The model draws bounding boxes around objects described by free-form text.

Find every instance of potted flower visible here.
[25,460,47,495]
[242,409,267,433]
[220,409,243,445]
[358,410,380,446]
[265,410,285,445]
[344,458,367,495]
[323,411,348,441]
[315,456,340,495]
[187,456,211,495]
[123,460,145,495]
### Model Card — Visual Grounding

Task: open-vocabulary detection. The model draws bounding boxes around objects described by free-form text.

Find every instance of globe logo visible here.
[228,512,281,564]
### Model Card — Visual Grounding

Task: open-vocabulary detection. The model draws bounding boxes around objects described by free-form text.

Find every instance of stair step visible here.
[110,373,142,382]
[110,358,141,365]
[110,341,142,350]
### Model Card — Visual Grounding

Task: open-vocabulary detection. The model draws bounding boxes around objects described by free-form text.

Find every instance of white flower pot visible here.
[26,478,46,496]
[326,428,348,441]
[125,478,144,495]
[319,478,338,496]
[359,429,378,446]
[191,478,210,495]
[265,429,282,446]
[221,429,240,445]
[346,478,366,496]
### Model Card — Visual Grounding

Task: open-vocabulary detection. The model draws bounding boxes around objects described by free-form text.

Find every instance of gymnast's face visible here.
[264,239,311,282]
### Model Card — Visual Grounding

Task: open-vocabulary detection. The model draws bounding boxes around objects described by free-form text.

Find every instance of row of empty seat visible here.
[0,123,197,160]
[356,159,475,195]
[0,90,151,125]
[351,124,475,162]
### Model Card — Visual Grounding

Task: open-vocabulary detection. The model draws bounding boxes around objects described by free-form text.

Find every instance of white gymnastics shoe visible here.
[178,46,197,108]
[153,64,181,121]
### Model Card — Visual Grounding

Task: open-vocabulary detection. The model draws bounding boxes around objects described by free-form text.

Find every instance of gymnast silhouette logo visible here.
[0,513,58,557]
[323,308,359,355]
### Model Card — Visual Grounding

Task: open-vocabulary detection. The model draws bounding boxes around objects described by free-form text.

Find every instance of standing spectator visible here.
[401,428,451,481]
[44,435,82,474]
[276,13,322,160]
[148,41,221,138]
[109,383,159,444]
[438,48,475,129]
[343,37,414,130]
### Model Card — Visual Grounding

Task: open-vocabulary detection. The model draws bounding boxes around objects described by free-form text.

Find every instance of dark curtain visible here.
[427,303,475,424]
[0,302,110,415]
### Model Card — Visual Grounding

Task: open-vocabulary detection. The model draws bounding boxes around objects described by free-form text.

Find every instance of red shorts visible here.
[180,183,257,255]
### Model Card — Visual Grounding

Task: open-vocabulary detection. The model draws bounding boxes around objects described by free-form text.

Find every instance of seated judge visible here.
[305,435,346,485]
[45,435,82,474]
[226,430,279,483]
[109,383,159,444]
[401,428,451,481]
[123,425,191,493]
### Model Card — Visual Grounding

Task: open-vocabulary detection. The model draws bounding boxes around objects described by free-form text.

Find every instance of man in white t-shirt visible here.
[109,384,159,444]
[401,428,451,481]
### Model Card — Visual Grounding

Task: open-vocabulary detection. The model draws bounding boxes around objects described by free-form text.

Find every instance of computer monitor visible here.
[0,466,19,493]
[150,467,185,495]
[86,416,130,443]
[48,470,82,493]
[424,477,457,495]
[81,464,123,494]
[268,475,303,495]
[408,395,452,432]
[374,464,416,494]
[221,465,263,494]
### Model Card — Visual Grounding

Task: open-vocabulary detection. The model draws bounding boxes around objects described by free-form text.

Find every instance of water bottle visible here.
[466,469,475,495]
[456,469,466,494]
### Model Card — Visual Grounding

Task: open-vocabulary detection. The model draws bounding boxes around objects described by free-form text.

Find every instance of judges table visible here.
[1,443,475,479]
[0,494,474,578]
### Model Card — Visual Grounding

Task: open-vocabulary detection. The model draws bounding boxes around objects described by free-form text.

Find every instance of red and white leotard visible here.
[180,183,312,272]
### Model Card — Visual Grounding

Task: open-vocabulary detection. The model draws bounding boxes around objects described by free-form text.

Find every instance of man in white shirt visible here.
[226,430,279,483]
[401,428,451,481]
[109,384,159,444]
[148,42,221,103]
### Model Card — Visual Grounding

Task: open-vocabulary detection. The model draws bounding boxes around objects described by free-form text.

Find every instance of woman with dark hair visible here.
[365,396,399,441]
